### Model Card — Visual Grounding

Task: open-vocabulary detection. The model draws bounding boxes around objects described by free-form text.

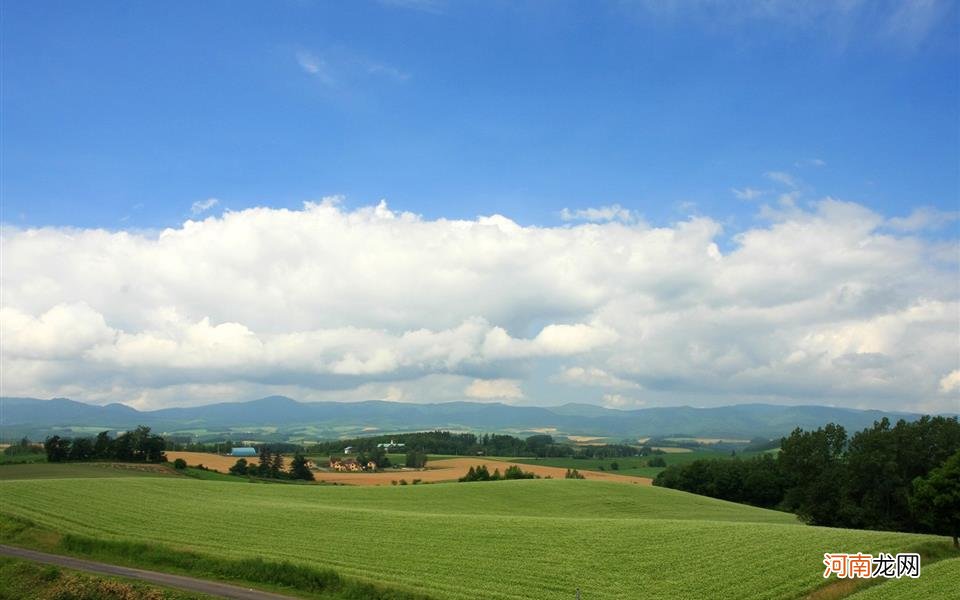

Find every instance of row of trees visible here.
[654,416,960,547]
[44,426,166,463]
[459,464,538,482]
[308,430,648,459]
[227,449,315,481]
[404,451,428,468]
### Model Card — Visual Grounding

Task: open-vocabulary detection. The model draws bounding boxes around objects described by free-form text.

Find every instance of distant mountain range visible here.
[1,395,946,442]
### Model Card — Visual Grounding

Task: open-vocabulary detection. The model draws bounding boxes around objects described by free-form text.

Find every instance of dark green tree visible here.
[256,447,271,477]
[68,437,94,461]
[229,458,249,475]
[43,436,70,462]
[288,454,315,481]
[779,423,847,525]
[910,450,960,548]
[404,451,427,468]
[93,431,113,458]
[270,452,284,478]
[173,458,188,470]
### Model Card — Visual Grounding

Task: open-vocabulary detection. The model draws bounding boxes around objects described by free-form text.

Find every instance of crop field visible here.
[164,450,284,472]
[169,452,652,485]
[1,475,953,600]
[312,458,651,485]
[846,557,960,599]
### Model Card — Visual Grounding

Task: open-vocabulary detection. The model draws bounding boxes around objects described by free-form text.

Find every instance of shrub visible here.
[228,459,248,476]
[172,458,187,470]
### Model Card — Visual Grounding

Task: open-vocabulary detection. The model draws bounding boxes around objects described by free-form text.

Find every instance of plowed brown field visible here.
[164,451,287,472]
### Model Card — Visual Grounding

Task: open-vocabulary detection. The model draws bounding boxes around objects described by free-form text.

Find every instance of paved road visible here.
[0,544,300,600]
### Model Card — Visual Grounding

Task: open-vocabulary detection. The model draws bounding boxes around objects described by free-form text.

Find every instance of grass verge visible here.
[0,555,212,599]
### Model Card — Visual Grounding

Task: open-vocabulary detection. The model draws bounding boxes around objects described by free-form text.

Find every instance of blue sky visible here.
[3,1,957,232]
[2,1,958,412]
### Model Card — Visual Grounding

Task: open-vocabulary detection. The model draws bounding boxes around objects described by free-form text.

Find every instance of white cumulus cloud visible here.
[1,197,956,412]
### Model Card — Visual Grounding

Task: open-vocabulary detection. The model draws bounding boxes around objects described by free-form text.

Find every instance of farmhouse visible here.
[329,457,376,472]
[343,446,354,454]
[229,447,257,457]
[330,457,365,472]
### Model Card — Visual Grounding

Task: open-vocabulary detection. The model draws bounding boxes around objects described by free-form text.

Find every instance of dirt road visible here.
[0,544,298,600]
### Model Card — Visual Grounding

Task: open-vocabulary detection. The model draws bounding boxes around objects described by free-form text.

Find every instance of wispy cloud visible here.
[765,171,799,188]
[190,198,220,216]
[296,49,409,88]
[732,187,766,200]
[887,207,960,232]
[296,51,337,87]
[362,60,410,82]
[560,204,636,223]
[623,0,955,49]
[795,158,827,168]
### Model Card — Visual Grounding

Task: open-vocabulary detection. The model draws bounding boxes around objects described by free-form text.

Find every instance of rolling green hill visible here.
[0,475,952,600]
[846,557,960,599]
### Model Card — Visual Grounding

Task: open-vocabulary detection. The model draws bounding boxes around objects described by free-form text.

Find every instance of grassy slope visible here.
[1,477,953,600]
[845,557,960,599]
[0,556,212,600]
[0,463,178,480]
[0,453,47,465]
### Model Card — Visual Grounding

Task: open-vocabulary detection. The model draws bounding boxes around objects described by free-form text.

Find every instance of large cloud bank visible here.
[2,198,957,412]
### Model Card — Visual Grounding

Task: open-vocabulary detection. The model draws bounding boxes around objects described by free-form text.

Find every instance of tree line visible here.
[43,426,166,463]
[307,430,648,459]
[654,416,960,547]
[458,464,537,482]
[223,447,315,481]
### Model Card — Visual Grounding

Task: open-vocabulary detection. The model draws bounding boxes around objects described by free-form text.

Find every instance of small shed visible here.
[230,447,257,457]
[343,446,355,454]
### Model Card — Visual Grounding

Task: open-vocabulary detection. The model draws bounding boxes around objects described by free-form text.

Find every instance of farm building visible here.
[343,446,354,454]
[329,457,374,472]
[376,440,405,450]
[230,447,257,457]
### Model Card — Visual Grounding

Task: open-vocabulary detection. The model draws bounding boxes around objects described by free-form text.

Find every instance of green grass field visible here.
[0,462,178,480]
[508,450,761,478]
[846,557,960,599]
[0,452,47,465]
[1,473,953,600]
